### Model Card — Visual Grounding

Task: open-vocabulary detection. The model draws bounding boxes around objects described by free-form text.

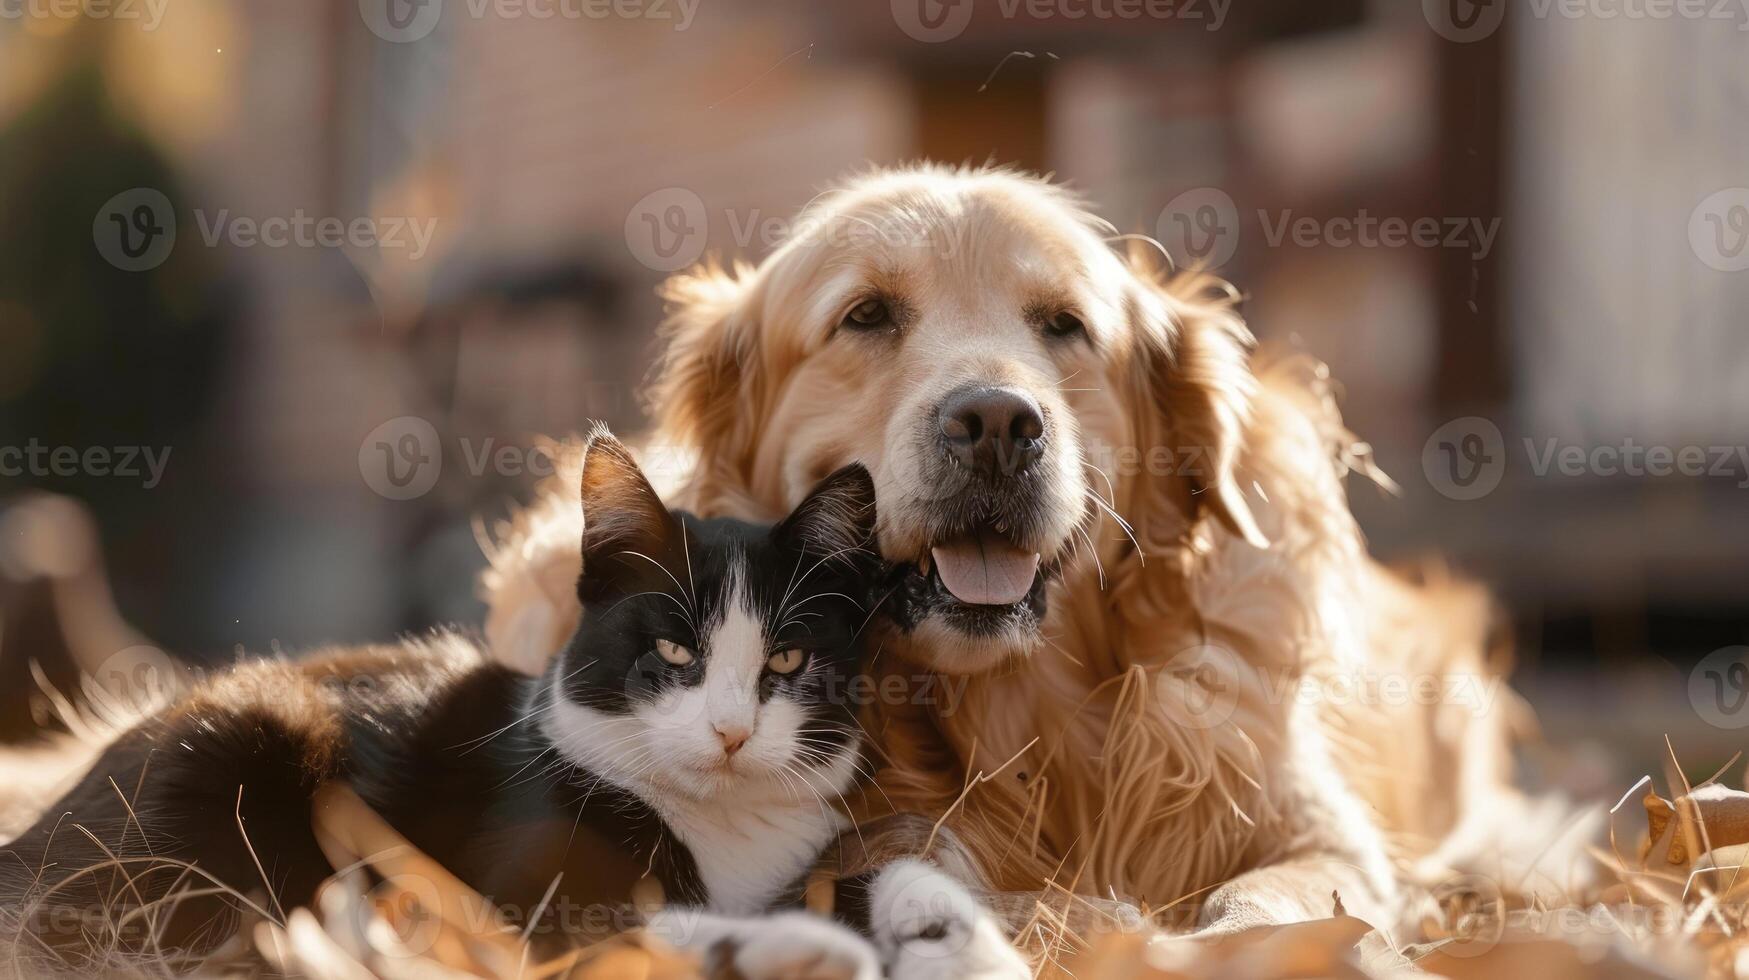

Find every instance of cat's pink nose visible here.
[715,725,750,756]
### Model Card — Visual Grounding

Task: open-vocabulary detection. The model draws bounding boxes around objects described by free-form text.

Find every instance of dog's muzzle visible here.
[885,383,1062,635]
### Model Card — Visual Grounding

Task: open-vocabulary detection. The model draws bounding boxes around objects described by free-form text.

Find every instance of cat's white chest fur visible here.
[542,663,861,913]
[654,792,847,914]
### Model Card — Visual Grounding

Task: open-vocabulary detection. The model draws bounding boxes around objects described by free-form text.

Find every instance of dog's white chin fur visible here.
[899,613,1043,676]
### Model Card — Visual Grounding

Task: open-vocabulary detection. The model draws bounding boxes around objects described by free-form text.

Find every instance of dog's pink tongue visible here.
[930,531,1040,606]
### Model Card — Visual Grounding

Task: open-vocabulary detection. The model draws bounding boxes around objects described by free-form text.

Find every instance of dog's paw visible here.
[647,908,880,980]
[867,859,1031,979]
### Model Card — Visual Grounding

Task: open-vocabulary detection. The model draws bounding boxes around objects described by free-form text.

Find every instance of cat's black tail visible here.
[0,674,343,968]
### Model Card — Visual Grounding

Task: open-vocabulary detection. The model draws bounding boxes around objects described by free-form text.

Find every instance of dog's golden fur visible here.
[481,165,1524,936]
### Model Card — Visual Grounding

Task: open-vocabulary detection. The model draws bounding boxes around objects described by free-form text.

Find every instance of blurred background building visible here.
[1,0,1746,789]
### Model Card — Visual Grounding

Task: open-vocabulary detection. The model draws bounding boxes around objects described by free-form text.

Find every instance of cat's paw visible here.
[724,911,882,980]
[648,908,880,980]
[867,859,1031,979]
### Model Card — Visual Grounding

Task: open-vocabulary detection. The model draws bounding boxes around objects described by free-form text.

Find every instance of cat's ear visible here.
[578,428,678,601]
[775,464,877,562]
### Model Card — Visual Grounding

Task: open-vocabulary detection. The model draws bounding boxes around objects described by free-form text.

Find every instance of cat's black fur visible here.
[0,433,882,962]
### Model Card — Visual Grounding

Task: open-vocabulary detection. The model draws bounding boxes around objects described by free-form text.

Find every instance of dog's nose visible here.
[938,386,1045,477]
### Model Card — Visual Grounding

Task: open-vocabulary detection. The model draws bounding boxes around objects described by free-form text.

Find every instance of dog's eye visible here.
[766,649,806,675]
[842,298,891,330]
[1045,311,1086,339]
[655,639,695,667]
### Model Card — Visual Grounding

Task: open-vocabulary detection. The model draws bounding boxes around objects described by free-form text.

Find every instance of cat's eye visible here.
[841,297,891,330]
[766,649,806,675]
[655,639,695,667]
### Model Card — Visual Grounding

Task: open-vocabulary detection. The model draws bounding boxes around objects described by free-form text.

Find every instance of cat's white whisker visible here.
[847,584,905,648]
[605,589,694,629]
[771,545,867,629]
[611,550,699,629]
[453,662,592,754]
[678,521,700,618]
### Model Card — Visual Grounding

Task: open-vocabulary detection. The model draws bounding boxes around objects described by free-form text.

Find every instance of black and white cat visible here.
[532,430,879,917]
[1,432,928,977]
[540,434,1027,979]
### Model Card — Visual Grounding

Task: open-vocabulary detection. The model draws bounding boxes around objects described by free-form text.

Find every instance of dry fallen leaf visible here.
[1641,782,1749,873]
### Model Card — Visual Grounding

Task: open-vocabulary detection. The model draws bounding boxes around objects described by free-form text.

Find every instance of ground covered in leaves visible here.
[8,755,1749,980]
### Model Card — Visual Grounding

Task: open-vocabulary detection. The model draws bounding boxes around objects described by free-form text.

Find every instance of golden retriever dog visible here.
[481,165,1526,951]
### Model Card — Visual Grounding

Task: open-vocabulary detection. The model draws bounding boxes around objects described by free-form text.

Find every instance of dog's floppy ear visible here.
[647,259,764,509]
[577,427,681,601]
[1124,265,1269,550]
